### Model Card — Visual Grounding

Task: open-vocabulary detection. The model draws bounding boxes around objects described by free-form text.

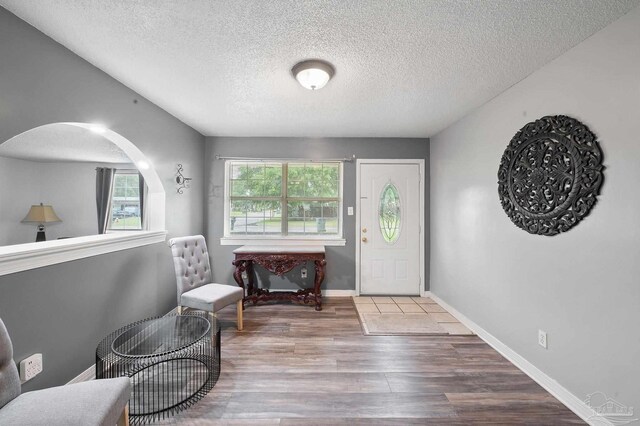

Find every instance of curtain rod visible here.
[215,154,355,162]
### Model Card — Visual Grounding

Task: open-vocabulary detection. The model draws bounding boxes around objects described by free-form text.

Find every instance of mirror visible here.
[0,123,153,246]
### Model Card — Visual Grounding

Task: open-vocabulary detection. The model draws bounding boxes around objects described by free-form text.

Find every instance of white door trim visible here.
[355,159,425,297]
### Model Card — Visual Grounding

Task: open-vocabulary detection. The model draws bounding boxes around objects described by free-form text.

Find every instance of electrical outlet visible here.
[538,330,548,349]
[20,353,43,382]
[347,206,354,216]
[301,268,307,278]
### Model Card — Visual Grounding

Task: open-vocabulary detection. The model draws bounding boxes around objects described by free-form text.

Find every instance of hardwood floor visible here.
[159,298,583,425]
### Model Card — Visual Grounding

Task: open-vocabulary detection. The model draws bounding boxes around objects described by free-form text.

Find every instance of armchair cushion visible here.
[181,283,244,313]
[0,319,20,410]
[0,377,131,426]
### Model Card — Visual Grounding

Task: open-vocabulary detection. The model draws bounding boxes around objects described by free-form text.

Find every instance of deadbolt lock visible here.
[362,227,367,233]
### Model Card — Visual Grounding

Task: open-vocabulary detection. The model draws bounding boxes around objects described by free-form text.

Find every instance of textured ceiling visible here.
[1,1,638,138]
[0,124,132,163]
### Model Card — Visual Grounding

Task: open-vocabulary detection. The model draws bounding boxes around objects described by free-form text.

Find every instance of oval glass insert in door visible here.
[379,182,401,244]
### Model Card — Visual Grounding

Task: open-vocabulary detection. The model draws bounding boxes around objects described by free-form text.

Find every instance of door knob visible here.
[361,237,368,242]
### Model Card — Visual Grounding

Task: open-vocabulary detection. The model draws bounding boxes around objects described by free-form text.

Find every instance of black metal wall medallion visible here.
[497,115,604,236]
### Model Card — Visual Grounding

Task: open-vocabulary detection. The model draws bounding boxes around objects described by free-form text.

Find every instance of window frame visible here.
[221,160,346,246]
[106,169,143,232]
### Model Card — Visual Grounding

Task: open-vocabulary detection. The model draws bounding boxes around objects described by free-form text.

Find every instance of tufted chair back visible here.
[169,235,213,303]
[0,318,21,409]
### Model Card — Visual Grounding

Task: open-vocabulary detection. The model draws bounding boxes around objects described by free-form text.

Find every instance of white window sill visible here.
[220,237,346,247]
[0,230,167,277]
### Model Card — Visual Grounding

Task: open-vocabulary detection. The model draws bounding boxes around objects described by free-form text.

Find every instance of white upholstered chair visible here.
[169,235,244,331]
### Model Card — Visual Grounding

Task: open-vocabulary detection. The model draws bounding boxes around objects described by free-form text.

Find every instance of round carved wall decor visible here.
[497,115,604,236]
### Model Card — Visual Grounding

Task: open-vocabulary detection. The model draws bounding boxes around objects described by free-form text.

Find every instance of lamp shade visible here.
[22,203,62,224]
[292,60,335,90]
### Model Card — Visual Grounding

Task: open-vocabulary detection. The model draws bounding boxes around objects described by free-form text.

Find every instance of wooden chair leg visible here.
[237,299,244,331]
[117,403,129,426]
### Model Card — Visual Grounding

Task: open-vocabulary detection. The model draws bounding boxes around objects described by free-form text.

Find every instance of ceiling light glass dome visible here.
[292,60,335,90]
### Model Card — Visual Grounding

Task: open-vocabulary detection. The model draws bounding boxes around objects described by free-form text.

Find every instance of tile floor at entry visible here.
[353,296,474,335]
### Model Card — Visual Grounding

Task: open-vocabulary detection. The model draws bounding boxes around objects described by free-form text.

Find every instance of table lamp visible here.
[21,203,62,242]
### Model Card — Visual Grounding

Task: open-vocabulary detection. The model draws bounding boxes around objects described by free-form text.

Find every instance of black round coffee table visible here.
[96,312,220,425]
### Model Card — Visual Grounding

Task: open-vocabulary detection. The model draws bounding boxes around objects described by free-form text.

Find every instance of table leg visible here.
[247,260,255,298]
[232,259,246,301]
[313,259,326,311]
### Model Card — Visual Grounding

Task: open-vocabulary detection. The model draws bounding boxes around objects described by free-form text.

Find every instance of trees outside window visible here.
[226,161,342,238]
[108,171,142,231]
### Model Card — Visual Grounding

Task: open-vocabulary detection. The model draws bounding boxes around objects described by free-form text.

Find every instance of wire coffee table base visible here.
[96,312,221,425]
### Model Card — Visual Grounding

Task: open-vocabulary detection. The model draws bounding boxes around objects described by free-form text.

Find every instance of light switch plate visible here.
[347,206,354,216]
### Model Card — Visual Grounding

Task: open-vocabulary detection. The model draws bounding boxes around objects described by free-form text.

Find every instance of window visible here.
[108,170,143,231]
[379,181,401,244]
[224,161,343,243]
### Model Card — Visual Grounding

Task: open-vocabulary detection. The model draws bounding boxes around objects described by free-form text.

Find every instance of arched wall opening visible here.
[0,122,167,276]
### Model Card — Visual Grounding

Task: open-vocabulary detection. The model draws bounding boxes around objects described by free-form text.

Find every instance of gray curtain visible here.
[96,167,115,234]
[138,172,145,228]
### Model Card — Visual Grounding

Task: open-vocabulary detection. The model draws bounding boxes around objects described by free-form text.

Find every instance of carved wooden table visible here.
[232,245,326,311]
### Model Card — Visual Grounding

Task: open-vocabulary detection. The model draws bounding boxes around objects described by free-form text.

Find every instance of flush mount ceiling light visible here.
[292,59,335,90]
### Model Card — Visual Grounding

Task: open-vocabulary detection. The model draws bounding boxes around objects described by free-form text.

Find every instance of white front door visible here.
[358,161,422,295]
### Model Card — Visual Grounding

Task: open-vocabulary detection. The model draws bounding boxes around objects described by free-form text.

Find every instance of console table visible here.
[232,245,326,311]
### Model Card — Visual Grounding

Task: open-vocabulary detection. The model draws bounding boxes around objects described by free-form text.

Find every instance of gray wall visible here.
[430,5,640,415]
[205,137,429,292]
[0,7,205,391]
[0,157,40,245]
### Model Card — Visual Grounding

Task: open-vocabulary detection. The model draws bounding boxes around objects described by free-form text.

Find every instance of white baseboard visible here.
[267,289,355,297]
[323,289,356,297]
[428,292,606,426]
[66,364,95,385]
